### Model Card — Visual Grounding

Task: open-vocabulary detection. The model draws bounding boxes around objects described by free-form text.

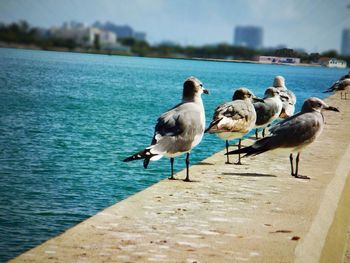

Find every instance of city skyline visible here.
[1,0,350,53]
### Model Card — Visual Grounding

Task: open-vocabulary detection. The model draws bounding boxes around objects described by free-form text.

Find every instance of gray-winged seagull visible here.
[324,78,350,100]
[123,76,209,182]
[254,87,284,138]
[273,75,297,118]
[205,88,262,164]
[226,97,339,179]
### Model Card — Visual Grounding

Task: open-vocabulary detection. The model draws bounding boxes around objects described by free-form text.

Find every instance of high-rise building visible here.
[341,29,350,55]
[234,26,263,49]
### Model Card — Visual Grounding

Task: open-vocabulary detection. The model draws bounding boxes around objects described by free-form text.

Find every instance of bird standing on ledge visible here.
[253,87,284,138]
[123,76,209,182]
[226,97,339,179]
[205,88,261,165]
[272,75,296,118]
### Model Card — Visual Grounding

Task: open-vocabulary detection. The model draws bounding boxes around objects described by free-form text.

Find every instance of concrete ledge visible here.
[320,171,350,263]
[11,94,350,263]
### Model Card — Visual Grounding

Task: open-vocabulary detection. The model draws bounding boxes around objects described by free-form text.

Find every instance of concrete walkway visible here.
[11,95,350,263]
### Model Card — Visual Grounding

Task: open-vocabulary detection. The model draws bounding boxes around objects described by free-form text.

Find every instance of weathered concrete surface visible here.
[319,172,350,263]
[11,94,350,263]
[343,225,350,263]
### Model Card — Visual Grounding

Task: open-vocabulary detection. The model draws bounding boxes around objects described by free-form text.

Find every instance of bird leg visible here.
[168,158,176,180]
[295,152,299,175]
[225,140,232,164]
[289,153,294,176]
[293,152,310,180]
[184,153,191,182]
[255,129,259,139]
[262,128,266,137]
[235,139,242,165]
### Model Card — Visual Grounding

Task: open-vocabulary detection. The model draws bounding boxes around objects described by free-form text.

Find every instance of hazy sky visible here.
[1,0,350,53]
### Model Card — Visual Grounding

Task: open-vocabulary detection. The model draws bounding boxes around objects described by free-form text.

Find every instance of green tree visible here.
[94,34,100,50]
[274,48,297,57]
[308,53,320,62]
[321,50,338,58]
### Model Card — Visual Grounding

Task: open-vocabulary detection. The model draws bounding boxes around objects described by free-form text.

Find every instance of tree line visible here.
[1,20,349,65]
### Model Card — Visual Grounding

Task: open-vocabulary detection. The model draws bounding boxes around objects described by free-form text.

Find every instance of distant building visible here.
[110,24,133,38]
[341,29,350,55]
[257,56,300,64]
[50,22,117,48]
[93,21,146,41]
[319,57,347,68]
[234,26,263,49]
[62,21,84,29]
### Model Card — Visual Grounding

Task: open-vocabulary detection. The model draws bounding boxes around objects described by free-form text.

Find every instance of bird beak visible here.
[253,96,264,102]
[325,105,339,112]
[280,95,289,100]
[203,89,209,94]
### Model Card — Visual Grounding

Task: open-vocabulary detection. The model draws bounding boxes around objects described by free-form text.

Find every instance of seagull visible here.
[226,97,339,179]
[273,75,297,118]
[205,88,262,164]
[254,87,284,138]
[123,76,209,182]
[324,78,350,100]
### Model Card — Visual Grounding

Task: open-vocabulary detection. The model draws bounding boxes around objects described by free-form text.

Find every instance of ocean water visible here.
[0,48,347,261]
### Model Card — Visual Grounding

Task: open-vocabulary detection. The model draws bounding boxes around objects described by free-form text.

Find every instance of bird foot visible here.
[292,174,310,180]
[168,176,176,180]
[225,161,234,165]
[183,178,191,182]
[235,161,243,165]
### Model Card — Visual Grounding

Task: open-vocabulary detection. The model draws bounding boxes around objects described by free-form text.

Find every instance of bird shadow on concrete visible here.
[169,177,201,183]
[221,172,277,178]
[196,162,214,165]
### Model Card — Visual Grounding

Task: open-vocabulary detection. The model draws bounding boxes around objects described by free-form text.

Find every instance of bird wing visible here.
[150,102,204,154]
[278,90,296,118]
[123,106,185,166]
[227,111,323,157]
[286,90,297,104]
[337,79,350,90]
[153,106,185,139]
[207,101,255,133]
[253,100,277,126]
[324,81,340,93]
[268,112,322,148]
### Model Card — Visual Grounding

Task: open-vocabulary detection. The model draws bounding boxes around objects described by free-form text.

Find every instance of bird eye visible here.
[199,84,203,87]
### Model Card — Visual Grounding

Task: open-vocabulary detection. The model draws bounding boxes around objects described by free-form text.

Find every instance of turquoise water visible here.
[0,48,347,261]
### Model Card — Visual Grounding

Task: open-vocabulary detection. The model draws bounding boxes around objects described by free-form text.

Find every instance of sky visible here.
[1,0,350,53]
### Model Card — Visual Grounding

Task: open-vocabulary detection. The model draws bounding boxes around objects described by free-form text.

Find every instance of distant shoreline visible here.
[190,57,322,67]
[0,43,337,69]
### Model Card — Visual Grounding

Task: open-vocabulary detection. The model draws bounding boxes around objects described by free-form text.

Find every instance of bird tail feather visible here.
[123,148,158,169]
[324,82,339,93]
[205,118,223,133]
[226,137,275,157]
